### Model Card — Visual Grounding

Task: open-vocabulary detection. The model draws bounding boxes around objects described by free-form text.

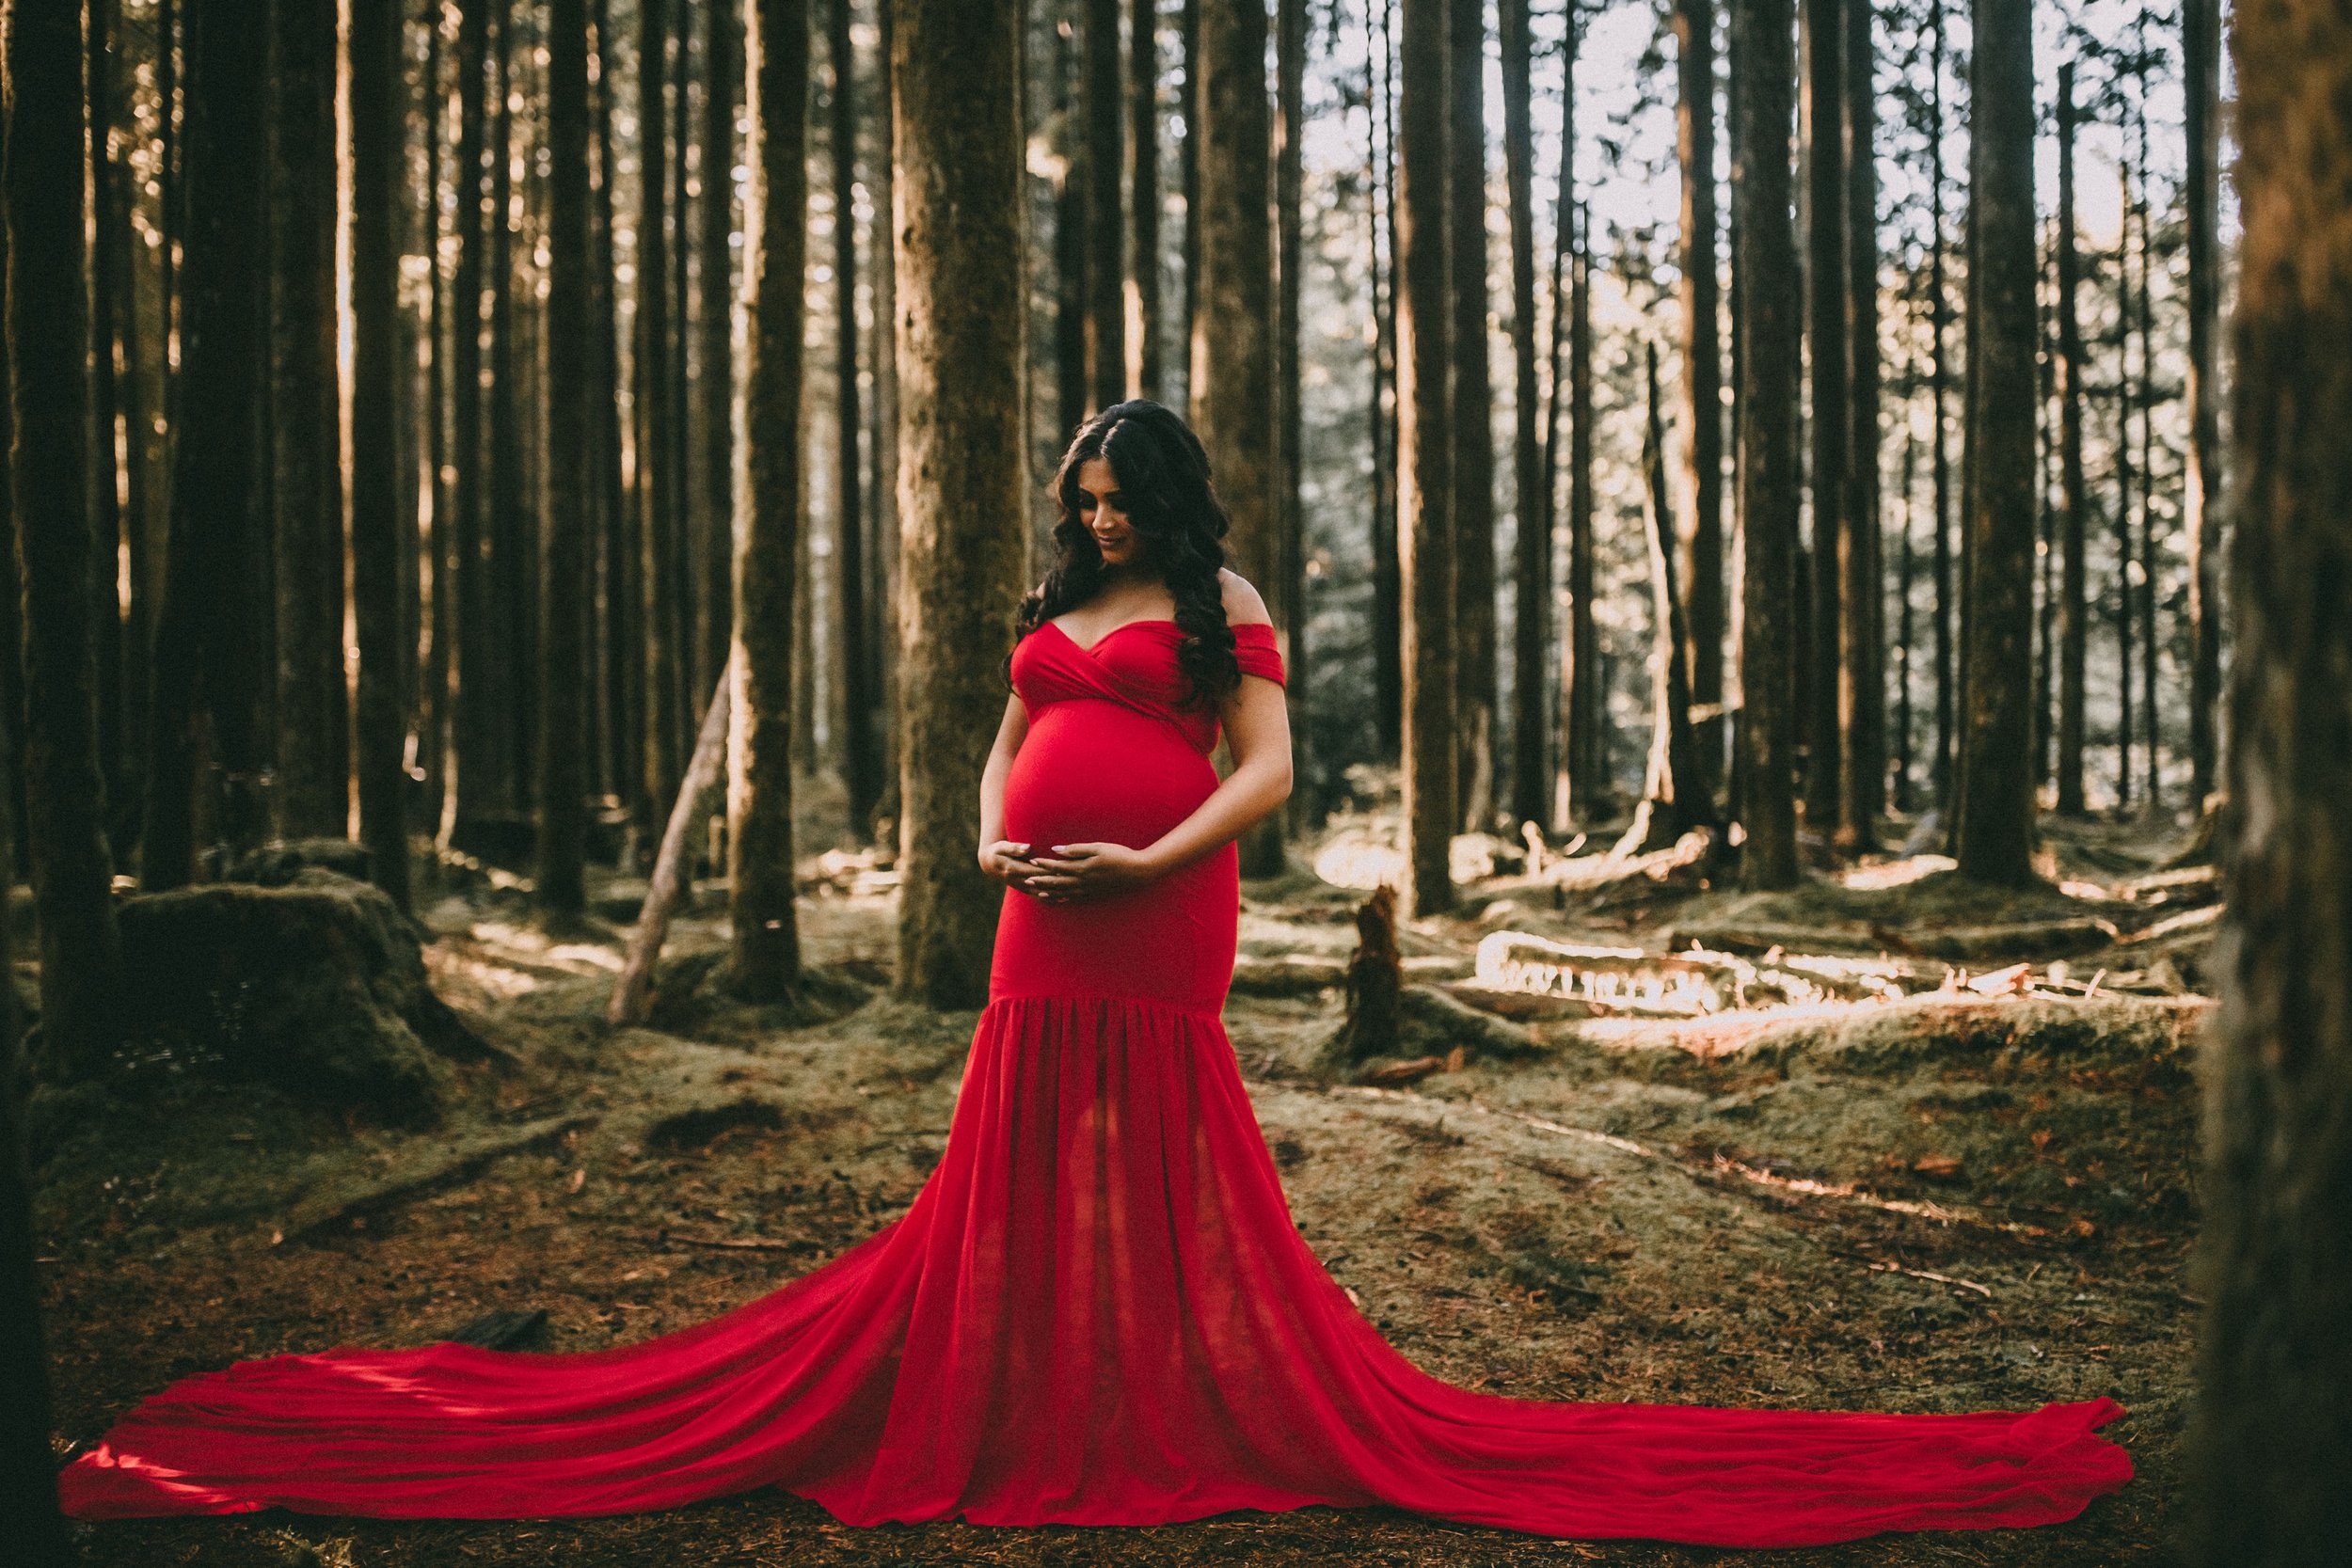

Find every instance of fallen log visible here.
[610,658,735,1026]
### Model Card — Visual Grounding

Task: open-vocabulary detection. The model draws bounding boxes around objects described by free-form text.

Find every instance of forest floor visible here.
[36,809,2211,1567]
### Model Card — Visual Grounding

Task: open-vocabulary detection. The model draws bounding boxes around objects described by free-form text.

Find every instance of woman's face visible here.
[1075,455,1139,570]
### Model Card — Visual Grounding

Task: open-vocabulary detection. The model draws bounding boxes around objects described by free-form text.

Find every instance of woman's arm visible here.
[1027,576,1293,901]
[977,690,1047,893]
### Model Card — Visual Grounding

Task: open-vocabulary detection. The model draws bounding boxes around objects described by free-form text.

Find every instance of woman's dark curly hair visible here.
[1007,399,1243,709]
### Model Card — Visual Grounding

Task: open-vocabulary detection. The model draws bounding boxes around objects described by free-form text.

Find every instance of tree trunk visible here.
[1838,0,1879,850]
[86,0,129,866]
[9,0,127,1073]
[1193,0,1283,879]
[1502,0,1546,830]
[870,0,901,839]
[268,0,345,841]
[2112,159,2135,815]
[1621,340,1716,855]
[1950,0,2036,885]
[1084,0,1126,410]
[1800,0,1844,842]
[832,0,881,840]
[1369,0,1400,756]
[1179,0,1200,398]
[449,0,494,837]
[487,10,529,823]
[1927,0,1951,804]
[2132,97,2160,814]
[703,0,740,739]
[2055,62,2089,818]
[591,0,645,848]
[350,0,410,913]
[2181,0,2221,809]
[531,0,593,926]
[1275,0,1307,829]
[1447,0,1494,836]
[1565,198,1599,824]
[640,0,683,829]
[734,0,809,998]
[1674,0,1724,809]
[1130,0,1163,398]
[1541,30,1574,829]
[0,587,62,1558]
[892,0,1028,1006]
[1393,0,1453,916]
[1052,18,1088,439]
[1730,0,1799,890]
[145,0,270,888]
[2190,5,2352,1552]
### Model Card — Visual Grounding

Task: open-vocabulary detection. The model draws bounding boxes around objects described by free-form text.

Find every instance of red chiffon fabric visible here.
[56,617,2132,1545]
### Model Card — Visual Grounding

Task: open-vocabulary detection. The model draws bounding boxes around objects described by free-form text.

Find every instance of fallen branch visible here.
[275,1113,595,1243]
[640,1230,814,1253]
[611,657,736,1026]
[1865,1260,1994,1297]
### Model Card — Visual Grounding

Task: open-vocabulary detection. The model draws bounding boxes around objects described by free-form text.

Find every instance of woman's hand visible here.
[978,839,1049,896]
[1022,842,1163,903]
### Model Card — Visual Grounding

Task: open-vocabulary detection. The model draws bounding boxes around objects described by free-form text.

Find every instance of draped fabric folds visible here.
[57,616,2132,1546]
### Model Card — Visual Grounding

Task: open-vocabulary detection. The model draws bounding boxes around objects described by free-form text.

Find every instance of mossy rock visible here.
[114,872,484,1121]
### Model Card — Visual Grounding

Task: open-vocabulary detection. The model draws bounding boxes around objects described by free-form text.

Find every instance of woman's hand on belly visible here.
[1022,841,1166,903]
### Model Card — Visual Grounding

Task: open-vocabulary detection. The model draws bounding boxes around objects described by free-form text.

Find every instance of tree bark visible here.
[2112,156,2136,814]
[449,0,495,836]
[734,0,809,998]
[1928,0,1952,804]
[1368,0,1401,756]
[1084,0,1127,410]
[1394,0,1453,915]
[1838,0,1879,850]
[268,0,346,841]
[1565,196,1599,825]
[1731,0,1799,889]
[1130,0,1163,398]
[9,0,127,1073]
[2190,4,2352,1553]
[1178,0,1200,395]
[1502,0,1546,829]
[487,9,529,821]
[1800,0,1844,842]
[591,0,645,847]
[703,0,741,736]
[1275,0,1307,829]
[640,0,684,829]
[1447,0,1495,835]
[1622,340,1716,855]
[1192,0,1283,878]
[892,0,1029,1006]
[871,0,902,838]
[145,0,270,888]
[351,0,410,914]
[2181,0,2221,809]
[0,563,63,1558]
[87,0,130,866]
[2055,62,2089,818]
[833,0,881,840]
[2132,96,2160,813]
[528,0,593,925]
[1951,0,2036,885]
[1052,18,1088,439]
[1674,0,1724,808]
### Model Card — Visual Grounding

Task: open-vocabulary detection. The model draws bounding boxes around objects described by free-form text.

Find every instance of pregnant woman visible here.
[56,402,2131,1546]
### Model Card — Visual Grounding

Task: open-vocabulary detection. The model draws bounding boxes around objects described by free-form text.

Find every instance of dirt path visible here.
[39,863,2194,1566]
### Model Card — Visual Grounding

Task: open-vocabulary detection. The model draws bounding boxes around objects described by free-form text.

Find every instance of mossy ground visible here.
[40,813,2203,1566]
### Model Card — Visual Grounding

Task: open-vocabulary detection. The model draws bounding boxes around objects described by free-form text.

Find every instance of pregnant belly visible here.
[992,700,1238,1013]
[1001,701,1217,850]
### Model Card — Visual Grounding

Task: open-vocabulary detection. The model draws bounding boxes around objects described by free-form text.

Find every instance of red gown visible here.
[55,618,2133,1546]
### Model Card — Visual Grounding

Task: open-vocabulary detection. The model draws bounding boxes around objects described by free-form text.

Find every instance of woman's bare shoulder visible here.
[1217,567,1273,627]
